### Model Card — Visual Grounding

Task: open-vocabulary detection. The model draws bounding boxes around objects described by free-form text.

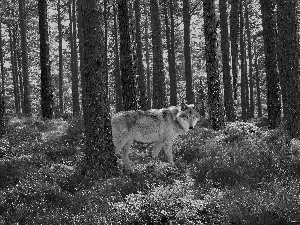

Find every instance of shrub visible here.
[221,179,300,225]
[109,179,225,224]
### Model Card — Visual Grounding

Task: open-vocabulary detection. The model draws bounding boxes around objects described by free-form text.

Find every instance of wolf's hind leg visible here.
[113,135,129,154]
[122,139,134,170]
[163,142,174,165]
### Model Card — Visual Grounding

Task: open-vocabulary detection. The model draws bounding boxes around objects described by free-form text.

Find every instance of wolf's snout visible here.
[189,126,193,130]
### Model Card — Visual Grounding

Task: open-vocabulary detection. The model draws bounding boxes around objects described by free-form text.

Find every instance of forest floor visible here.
[1,116,300,224]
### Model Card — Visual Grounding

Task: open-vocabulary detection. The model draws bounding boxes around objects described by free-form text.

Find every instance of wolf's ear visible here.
[181,102,188,111]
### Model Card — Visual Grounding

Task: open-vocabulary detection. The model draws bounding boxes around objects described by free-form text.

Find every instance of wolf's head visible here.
[177,103,200,131]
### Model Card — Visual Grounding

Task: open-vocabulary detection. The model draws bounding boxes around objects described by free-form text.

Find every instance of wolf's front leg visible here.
[163,141,174,165]
[151,141,164,159]
[122,139,134,170]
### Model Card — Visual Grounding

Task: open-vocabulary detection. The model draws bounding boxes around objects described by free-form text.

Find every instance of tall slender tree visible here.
[69,0,80,116]
[57,0,64,115]
[203,0,225,130]
[144,3,151,109]
[150,0,166,108]
[277,0,300,138]
[78,0,118,177]
[9,24,20,115]
[38,0,53,119]
[183,0,193,104]
[219,0,235,121]
[113,2,122,112]
[259,0,281,128]
[245,3,254,118]
[169,0,177,106]
[163,0,177,106]
[229,0,239,101]
[239,1,247,121]
[0,18,4,95]
[254,45,262,118]
[18,0,31,116]
[135,0,147,110]
[118,0,137,111]
[0,18,5,137]
[72,0,80,115]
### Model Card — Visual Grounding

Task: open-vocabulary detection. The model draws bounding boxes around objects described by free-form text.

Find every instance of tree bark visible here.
[163,0,177,106]
[150,0,166,109]
[260,0,281,128]
[18,0,31,116]
[113,2,122,112]
[144,4,151,109]
[254,46,262,118]
[183,0,193,104]
[219,0,235,121]
[229,0,239,101]
[239,1,247,121]
[72,0,80,115]
[118,0,137,111]
[9,25,21,115]
[0,19,5,96]
[203,0,225,130]
[69,0,80,116]
[135,0,147,110]
[38,0,53,119]
[277,0,300,138]
[169,0,177,106]
[0,19,5,137]
[245,4,254,119]
[57,0,64,115]
[79,0,118,178]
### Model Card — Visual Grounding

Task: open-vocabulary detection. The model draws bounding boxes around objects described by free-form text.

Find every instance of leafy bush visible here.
[221,179,300,225]
[109,179,224,224]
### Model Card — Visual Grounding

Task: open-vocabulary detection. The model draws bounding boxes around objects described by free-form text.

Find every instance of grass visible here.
[0,117,300,224]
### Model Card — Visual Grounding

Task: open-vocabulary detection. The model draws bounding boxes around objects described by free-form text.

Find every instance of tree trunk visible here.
[150,0,166,109]
[0,19,5,96]
[118,0,137,111]
[254,47,262,118]
[79,0,118,177]
[17,52,24,112]
[169,0,177,106]
[144,4,151,109]
[72,0,80,115]
[183,0,193,104]
[135,0,147,110]
[245,4,254,119]
[277,0,300,138]
[18,0,31,116]
[69,0,80,116]
[57,0,64,115]
[9,25,21,115]
[260,0,281,128]
[203,0,225,130]
[38,0,53,119]
[229,0,239,101]
[113,2,122,112]
[163,0,177,106]
[0,19,5,137]
[239,1,247,121]
[244,35,250,117]
[219,0,235,122]
[77,0,86,118]
[104,0,108,93]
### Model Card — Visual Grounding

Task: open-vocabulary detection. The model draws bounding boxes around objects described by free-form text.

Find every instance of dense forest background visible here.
[0,0,300,224]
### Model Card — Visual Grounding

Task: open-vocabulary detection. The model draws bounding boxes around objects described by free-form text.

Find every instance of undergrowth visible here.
[0,118,300,224]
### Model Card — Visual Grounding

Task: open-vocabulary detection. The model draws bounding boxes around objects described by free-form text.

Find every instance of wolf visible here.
[111,103,200,170]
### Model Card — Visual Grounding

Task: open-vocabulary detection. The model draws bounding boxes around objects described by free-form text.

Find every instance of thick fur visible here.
[112,103,200,170]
